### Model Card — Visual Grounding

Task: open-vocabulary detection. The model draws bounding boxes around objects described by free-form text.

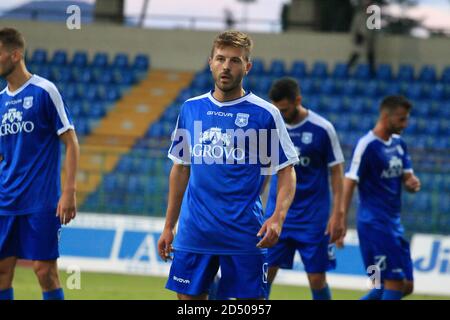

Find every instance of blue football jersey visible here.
[265,110,344,239]
[0,75,74,216]
[345,131,413,235]
[168,91,299,255]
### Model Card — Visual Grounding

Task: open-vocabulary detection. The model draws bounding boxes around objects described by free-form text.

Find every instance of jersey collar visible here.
[207,90,252,107]
[6,74,35,97]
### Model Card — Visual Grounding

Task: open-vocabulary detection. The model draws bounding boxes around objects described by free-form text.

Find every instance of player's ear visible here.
[208,56,212,71]
[296,95,302,106]
[245,60,252,75]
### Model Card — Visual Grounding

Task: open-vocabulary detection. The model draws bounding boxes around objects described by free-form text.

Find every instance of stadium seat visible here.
[396,64,415,82]
[353,64,371,80]
[290,60,307,78]
[30,48,47,64]
[71,51,88,68]
[250,58,265,75]
[113,53,129,69]
[50,50,68,66]
[92,52,109,68]
[268,59,286,77]
[441,66,450,83]
[376,64,392,81]
[418,65,437,82]
[331,63,349,79]
[132,54,150,71]
[311,61,328,79]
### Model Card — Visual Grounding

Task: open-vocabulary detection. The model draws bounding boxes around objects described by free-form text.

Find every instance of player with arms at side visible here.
[157,30,299,300]
[0,28,79,300]
[341,95,420,300]
[264,78,345,300]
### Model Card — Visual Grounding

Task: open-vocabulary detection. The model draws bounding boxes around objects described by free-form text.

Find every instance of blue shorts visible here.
[267,230,336,273]
[358,222,413,281]
[166,250,268,299]
[0,214,61,260]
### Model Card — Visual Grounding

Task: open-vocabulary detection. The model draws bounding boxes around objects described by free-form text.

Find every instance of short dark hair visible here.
[211,30,253,62]
[269,77,300,102]
[380,95,412,113]
[0,27,25,50]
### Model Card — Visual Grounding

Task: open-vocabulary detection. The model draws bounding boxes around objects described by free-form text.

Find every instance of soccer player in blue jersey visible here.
[264,77,345,300]
[341,95,420,300]
[0,28,79,300]
[157,30,299,300]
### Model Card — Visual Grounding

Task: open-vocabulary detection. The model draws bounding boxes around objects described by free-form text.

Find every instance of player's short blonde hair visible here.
[0,27,25,51]
[210,30,253,62]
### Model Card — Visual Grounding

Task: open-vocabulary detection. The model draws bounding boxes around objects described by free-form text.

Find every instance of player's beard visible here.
[0,60,15,79]
[214,71,244,93]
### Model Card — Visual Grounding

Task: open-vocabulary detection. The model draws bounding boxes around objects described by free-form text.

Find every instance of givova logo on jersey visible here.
[0,108,35,137]
[381,156,403,178]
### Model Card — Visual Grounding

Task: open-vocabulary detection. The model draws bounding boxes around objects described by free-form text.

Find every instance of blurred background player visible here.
[341,95,421,300]
[157,30,298,300]
[264,77,345,300]
[0,27,79,300]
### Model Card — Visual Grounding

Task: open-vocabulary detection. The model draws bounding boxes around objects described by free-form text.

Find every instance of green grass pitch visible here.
[12,267,448,300]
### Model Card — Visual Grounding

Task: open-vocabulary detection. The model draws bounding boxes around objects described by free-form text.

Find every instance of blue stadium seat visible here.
[113,70,136,86]
[132,54,150,71]
[96,69,113,84]
[290,60,306,78]
[361,80,379,98]
[320,79,336,95]
[50,50,68,66]
[331,63,348,79]
[396,64,415,81]
[192,73,212,91]
[311,61,328,79]
[429,83,445,100]
[299,78,316,95]
[268,59,286,77]
[71,51,88,68]
[383,82,401,96]
[441,66,450,83]
[51,66,72,83]
[250,58,265,75]
[341,79,360,96]
[92,52,109,68]
[376,64,392,81]
[30,49,47,64]
[113,53,129,69]
[418,65,437,82]
[72,68,93,83]
[404,83,423,100]
[353,64,371,80]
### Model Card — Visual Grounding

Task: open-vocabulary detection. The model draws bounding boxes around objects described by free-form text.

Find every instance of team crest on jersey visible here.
[235,113,249,128]
[301,132,313,144]
[199,127,231,146]
[23,96,33,109]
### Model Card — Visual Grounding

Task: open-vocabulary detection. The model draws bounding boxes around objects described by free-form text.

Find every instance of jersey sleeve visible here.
[345,139,370,182]
[43,83,74,135]
[401,140,413,173]
[323,122,345,167]
[262,108,299,175]
[168,104,191,165]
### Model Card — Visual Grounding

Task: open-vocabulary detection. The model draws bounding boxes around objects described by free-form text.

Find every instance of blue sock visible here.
[42,288,64,300]
[311,284,331,300]
[361,287,384,300]
[382,289,403,300]
[0,288,13,300]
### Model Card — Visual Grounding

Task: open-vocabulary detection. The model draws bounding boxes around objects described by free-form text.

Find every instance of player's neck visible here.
[372,123,391,141]
[213,86,245,102]
[289,105,308,125]
[7,62,32,93]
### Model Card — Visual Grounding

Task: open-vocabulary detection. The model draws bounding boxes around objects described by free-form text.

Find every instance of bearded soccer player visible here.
[264,77,345,300]
[157,30,298,300]
[341,95,420,300]
[0,28,79,300]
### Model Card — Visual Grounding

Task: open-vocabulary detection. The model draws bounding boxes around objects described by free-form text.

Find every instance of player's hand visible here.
[326,211,346,246]
[158,228,175,262]
[56,189,77,225]
[405,175,421,193]
[256,216,282,249]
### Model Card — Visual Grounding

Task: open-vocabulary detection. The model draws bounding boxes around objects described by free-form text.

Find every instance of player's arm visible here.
[157,163,190,261]
[338,177,358,247]
[57,129,80,225]
[257,165,296,248]
[326,163,345,244]
[403,171,421,193]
